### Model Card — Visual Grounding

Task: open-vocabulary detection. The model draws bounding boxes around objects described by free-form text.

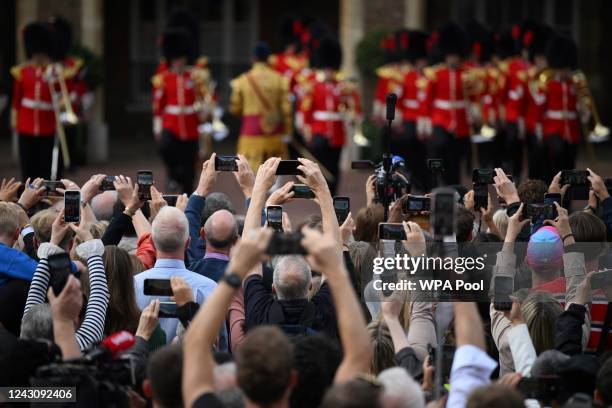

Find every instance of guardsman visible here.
[49,16,86,168]
[229,42,292,172]
[421,23,470,185]
[299,37,355,194]
[11,22,57,180]
[498,26,529,180]
[523,24,552,181]
[269,16,308,93]
[152,29,204,193]
[400,30,430,191]
[539,35,582,181]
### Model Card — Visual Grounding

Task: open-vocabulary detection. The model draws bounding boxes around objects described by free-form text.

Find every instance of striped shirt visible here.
[23,255,109,351]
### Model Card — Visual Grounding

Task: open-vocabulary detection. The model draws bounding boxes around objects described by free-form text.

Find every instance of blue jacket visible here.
[189,256,229,283]
[0,243,38,286]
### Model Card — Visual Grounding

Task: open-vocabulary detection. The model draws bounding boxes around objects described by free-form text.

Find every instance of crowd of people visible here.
[1,148,612,407]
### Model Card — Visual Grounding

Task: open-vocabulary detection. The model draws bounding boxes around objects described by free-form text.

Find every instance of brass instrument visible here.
[192,68,228,158]
[339,74,369,147]
[44,63,73,179]
[573,70,610,142]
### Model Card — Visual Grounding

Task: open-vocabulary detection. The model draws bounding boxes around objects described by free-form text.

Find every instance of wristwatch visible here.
[222,273,242,289]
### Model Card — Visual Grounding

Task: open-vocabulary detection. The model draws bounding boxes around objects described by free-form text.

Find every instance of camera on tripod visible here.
[352,157,411,204]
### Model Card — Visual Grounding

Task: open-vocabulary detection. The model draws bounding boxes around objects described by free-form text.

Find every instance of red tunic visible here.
[541,75,580,144]
[152,69,201,141]
[11,63,56,136]
[400,69,427,122]
[481,66,502,125]
[422,65,470,137]
[524,67,546,135]
[500,57,529,124]
[373,64,405,123]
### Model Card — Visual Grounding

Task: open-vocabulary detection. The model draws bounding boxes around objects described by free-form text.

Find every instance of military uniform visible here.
[11,22,57,180]
[229,61,292,172]
[152,28,206,193]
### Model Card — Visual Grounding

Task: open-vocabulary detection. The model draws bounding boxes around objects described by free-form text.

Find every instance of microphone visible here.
[84,331,136,362]
[386,93,398,122]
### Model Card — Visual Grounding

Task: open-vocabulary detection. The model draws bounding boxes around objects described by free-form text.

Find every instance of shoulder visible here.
[64,57,84,78]
[151,72,166,88]
[196,56,209,69]
[423,64,444,80]
[10,63,30,80]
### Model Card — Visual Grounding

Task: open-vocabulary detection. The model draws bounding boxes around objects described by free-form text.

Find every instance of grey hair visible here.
[152,207,189,253]
[214,362,244,408]
[201,192,236,226]
[378,367,425,408]
[273,256,312,300]
[20,304,53,341]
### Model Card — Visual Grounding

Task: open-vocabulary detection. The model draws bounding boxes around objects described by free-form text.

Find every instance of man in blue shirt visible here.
[188,209,237,282]
[134,206,225,348]
[0,202,37,286]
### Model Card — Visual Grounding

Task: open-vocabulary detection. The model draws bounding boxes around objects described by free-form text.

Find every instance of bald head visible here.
[91,191,118,221]
[203,209,238,250]
[152,207,189,253]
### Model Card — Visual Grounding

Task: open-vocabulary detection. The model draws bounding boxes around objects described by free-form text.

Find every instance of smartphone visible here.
[43,180,65,195]
[64,190,81,223]
[493,275,514,311]
[266,231,307,255]
[378,223,406,241]
[99,176,116,191]
[544,192,561,204]
[48,253,72,296]
[215,155,239,172]
[163,195,179,206]
[292,184,315,199]
[472,168,496,185]
[143,279,173,296]
[266,205,283,232]
[473,184,488,211]
[517,376,562,402]
[524,203,555,221]
[333,196,350,224]
[137,170,154,200]
[561,170,590,186]
[427,158,444,172]
[591,269,612,290]
[431,190,456,237]
[351,160,375,170]
[402,195,430,213]
[275,160,303,176]
[159,301,178,318]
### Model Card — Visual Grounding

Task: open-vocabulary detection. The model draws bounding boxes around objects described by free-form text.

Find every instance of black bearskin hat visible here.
[525,24,553,61]
[546,34,578,70]
[23,21,52,59]
[409,30,429,62]
[167,7,200,63]
[317,36,342,70]
[395,29,411,61]
[465,21,492,63]
[438,22,468,58]
[48,16,72,61]
[493,30,518,59]
[162,28,191,62]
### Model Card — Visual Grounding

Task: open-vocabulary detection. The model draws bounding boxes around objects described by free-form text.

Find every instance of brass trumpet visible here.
[45,63,79,125]
[573,70,610,142]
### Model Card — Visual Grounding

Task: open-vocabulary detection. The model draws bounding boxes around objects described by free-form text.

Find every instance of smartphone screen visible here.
[266,206,283,232]
[99,176,116,191]
[159,301,178,318]
[64,190,81,223]
[43,180,65,195]
[163,195,179,206]
[333,196,350,224]
[431,191,455,237]
[215,155,239,172]
[143,279,173,296]
[292,184,315,199]
[266,231,307,255]
[378,223,406,241]
[472,168,495,184]
[48,253,72,296]
[403,196,430,213]
[137,170,153,200]
[493,275,513,311]
[275,160,303,176]
[473,185,488,211]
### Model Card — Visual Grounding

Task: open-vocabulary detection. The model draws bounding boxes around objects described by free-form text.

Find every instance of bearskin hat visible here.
[438,22,468,58]
[317,36,342,70]
[546,34,578,70]
[48,16,72,61]
[23,21,52,59]
[167,7,200,63]
[162,28,192,61]
[408,30,429,62]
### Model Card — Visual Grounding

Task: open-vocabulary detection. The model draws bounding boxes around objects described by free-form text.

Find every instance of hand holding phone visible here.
[493,275,514,311]
[378,223,407,241]
[99,176,117,191]
[48,253,73,296]
[143,279,173,296]
[402,195,430,213]
[292,184,315,199]
[266,231,307,255]
[333,196,350,224]
[137,170,154,200]
[215,155,239,172]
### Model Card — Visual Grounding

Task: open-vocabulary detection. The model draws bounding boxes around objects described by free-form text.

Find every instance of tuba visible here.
[573,70,610,142]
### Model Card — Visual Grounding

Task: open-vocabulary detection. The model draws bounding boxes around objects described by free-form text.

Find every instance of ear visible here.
[12,228,20,243]
[199,227,206,240]
[142,379,153,399]
[185,236,191,250]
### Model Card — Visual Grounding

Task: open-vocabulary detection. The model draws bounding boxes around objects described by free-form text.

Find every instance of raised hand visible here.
[232,154,255,198]
[135,299,160,341]
[493,168,519,205]
[402,221,426,256]
[266,181,295,206]
[18,178,46,209]
[196,153,218,197]
[0,178,22,202]
[297,158,328,196]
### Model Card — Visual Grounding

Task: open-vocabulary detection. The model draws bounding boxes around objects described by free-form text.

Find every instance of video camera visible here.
[30,331,140,407]
[351,156,411,205]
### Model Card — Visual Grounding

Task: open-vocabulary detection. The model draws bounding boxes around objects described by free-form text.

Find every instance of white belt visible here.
[403,99,419,109]
[165,105,196,115]
[21,98,54,111]
[545,110,577,120]
[313,111,342,121]
[433,99,466,110]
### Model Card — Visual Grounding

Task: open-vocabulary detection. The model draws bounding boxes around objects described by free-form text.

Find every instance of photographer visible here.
[23,210,109,352]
